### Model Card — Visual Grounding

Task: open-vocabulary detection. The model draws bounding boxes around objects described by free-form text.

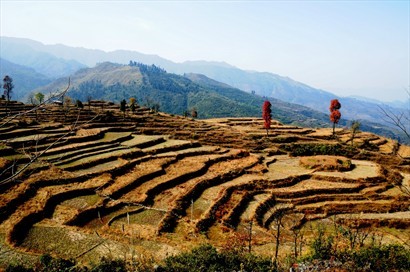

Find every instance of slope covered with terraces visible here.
[0,99,409,266]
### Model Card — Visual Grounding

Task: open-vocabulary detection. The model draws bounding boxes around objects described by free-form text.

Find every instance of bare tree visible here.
[378,88,410,141]
[271,209,285,270]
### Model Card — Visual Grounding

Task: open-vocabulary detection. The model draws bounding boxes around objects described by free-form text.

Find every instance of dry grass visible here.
[121,135,164,147]
[300,155,352,171]
[267,155,314,179]
[398,144,410,159]
[76,128,103,136]
[313,160,380,179]
[273,179,361,194]
[1,107,410,267]
[112,157,174,201]
[0,158,10,170]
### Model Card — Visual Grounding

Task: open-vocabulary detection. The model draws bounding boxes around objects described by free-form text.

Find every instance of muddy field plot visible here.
[0,106,409,266]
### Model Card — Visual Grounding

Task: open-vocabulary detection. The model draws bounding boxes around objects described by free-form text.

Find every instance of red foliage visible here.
[329,99,342,126]
[329,99,341,112]
[262,100,272,129]
[330,109,341,124]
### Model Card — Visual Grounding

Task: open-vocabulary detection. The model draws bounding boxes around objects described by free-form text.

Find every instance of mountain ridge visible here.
[1,36,408,142]
[30,61,405,143]
[0,58,53,101]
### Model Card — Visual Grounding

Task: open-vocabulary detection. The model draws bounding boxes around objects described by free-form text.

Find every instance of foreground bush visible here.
[303,228,410,271]
[157,244,274,272]
[6,243,409,272]
[90,257,126,272]
[6,255,123,272]
[351,244,410,271]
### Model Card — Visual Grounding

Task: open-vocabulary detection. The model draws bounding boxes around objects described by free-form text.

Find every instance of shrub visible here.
[90,257,127,272]
[38,254,77,272]
[283,143,357,157]
[302,225,410,271]
[310,226,334,260]
[5,264,33,272]
[352,244,410,271]
[158,244,274,272]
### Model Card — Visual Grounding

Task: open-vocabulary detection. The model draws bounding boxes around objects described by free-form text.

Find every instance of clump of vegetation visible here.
[157,244,273,272]
[351,244,410,271]
[299,222,410,271]
[90,257,127,272]
[282,143,358,157]
[300,155,353,171]
[6,255,133,272]
[6,254,79,272]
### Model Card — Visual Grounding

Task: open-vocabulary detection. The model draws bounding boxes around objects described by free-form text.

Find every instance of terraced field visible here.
[0,101,409,266]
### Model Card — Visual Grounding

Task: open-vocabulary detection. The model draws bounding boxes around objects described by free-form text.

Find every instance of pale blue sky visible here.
[1,0,409,102]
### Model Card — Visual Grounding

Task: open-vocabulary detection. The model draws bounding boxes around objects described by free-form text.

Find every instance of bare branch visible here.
[377,105,410,140]
[0,78,71,128]
[0,111,100,185]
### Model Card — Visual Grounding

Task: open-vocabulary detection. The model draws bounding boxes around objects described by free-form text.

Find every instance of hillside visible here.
[0,58,53,101]
[32,62,406,143]
[2,37,407,129]
[168,61,410,131]
[0,100,409,269]
[33,62,330,126]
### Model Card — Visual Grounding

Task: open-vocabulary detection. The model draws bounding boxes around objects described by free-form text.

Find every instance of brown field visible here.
[0,100,409,267]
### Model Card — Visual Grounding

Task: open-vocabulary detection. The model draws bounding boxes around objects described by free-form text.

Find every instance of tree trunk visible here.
[274,218,281,270]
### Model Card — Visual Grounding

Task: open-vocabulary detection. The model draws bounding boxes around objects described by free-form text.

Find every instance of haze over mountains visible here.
[0,36,408,142]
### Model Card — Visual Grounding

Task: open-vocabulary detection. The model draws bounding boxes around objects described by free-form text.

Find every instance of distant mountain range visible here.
[31,61,330,125]
[0,58,52,101]
[0,36,408,142]
[29,61,402,142]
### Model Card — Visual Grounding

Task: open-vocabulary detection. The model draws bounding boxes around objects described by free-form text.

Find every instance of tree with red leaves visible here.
[262,100,272,136]
[329,99,341,136]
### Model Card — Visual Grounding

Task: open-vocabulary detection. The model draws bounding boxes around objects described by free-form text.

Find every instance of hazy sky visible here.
[1,0,409,102]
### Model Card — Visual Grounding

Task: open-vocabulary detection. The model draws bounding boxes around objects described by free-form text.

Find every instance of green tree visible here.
[75,99,84,109]
[35,92,45,104]
[350,120,360,145]
[120,99,127,119]
[3,75,14,102]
